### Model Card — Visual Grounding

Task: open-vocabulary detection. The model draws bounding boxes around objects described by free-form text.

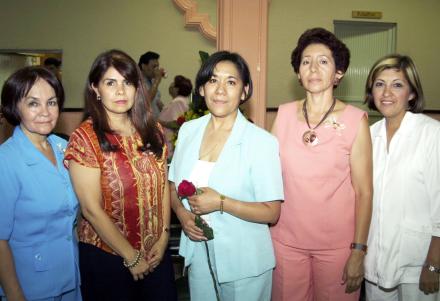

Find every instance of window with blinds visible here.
[334,20,396,108]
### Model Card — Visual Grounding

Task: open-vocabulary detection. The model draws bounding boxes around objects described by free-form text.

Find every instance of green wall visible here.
[0,0,216,108]
[0,0,439,110]
[268,0,440,110]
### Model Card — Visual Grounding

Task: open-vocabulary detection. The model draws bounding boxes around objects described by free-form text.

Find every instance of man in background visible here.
[138,51,166,118]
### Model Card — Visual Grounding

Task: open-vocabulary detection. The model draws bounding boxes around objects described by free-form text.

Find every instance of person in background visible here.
[44,57,62,80]
[158,75,193,159]
[363,54,440,301]
[0,66,81,301]
[65,49,177,301]
[138,51,166,118]
[270,27,373,301]
[169,51,284,300]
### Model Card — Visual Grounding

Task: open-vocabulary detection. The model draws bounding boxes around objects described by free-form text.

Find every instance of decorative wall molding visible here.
[173,0,217,41]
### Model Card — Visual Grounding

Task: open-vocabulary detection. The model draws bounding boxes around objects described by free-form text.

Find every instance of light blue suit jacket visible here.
[169,111,284,283]
[0,127,80,300]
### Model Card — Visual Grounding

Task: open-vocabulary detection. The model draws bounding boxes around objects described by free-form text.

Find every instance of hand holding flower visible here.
[176,181,219,300]
[188,187,221,215]
[177,209,207,241]
[177,180,214,240]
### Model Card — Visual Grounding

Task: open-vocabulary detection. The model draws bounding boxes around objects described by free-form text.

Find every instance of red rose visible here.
[176,116,186,126]
[177,180,196,198]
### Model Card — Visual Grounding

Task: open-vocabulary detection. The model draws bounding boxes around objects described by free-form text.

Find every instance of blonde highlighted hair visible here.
[364,54,424,113]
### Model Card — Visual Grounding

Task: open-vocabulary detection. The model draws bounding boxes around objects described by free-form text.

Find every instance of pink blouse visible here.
[271,101,365,249]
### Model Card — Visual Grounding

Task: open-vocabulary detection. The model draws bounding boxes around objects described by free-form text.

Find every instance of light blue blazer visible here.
[169,111,284,283]
[0,127,80,300]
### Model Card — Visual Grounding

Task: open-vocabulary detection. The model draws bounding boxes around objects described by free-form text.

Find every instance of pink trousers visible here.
[272,239,360,301]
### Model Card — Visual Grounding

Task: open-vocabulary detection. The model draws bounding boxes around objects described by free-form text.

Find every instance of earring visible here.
[97,95,101,101]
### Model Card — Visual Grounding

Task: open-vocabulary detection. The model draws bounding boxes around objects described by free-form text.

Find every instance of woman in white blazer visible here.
[364,54,440,301]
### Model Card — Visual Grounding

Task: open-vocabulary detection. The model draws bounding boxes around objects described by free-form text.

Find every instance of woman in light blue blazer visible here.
[0,67,81,301]
[169,51,284,301]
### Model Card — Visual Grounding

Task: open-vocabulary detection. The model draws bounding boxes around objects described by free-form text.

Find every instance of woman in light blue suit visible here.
[0,67,81,301]
[169,51,284,301]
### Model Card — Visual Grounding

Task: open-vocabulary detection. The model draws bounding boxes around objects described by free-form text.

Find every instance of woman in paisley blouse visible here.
[65,49,177,301]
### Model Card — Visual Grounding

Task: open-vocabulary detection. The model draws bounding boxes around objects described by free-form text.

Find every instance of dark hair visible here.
[85,49,164,155]
[364,54,424,113]
[44,57,61,68]
[1,66,64,126]
[291,27,350,74]
[195,51,253,104]
[174,75,193,97]
[138,51,160,68]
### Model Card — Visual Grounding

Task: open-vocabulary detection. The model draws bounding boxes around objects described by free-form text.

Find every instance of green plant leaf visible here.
[199,51,210,64]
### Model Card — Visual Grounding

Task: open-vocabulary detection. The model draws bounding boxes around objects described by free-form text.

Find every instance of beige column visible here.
[217,0,269,128]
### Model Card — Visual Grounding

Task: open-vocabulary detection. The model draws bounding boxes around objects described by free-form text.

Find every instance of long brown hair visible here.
[84,49,164,156]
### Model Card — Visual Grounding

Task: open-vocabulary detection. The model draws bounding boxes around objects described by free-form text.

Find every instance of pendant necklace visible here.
[302,97,336,147]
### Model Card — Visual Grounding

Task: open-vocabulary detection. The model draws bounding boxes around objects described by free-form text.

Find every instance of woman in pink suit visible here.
[270,27,373,301]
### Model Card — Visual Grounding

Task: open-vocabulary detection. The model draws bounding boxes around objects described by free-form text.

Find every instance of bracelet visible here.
[424,262,440,274]
[123,250,142,269]
[350,243,368,253]
[220,194,225,214]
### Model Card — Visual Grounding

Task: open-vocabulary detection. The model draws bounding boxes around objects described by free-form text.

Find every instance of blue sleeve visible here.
[250,133,284,202]
[0,152,20,240]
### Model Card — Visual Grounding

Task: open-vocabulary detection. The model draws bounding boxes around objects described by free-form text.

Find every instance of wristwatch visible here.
[350,243,368,253]
[424,263,440,274]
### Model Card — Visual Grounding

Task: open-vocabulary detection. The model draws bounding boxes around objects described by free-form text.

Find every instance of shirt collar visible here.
[201,110,248,147]
[12,126,63,167]
[374,111,416,138]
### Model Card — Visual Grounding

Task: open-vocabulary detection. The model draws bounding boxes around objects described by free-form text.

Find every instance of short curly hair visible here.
[291,27,350,74]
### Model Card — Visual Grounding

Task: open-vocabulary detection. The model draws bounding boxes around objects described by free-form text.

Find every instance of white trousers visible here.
[188,240,272,301]
[366,281,439,301]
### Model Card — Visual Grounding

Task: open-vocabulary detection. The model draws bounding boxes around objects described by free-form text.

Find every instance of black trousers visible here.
[79,242,177,301]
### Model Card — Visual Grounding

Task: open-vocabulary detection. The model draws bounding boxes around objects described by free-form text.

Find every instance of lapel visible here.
[176,110,249,185]
[373,112,415,143]
[13,126,61,176]
[396,111,416,138]
[208,110,248,186]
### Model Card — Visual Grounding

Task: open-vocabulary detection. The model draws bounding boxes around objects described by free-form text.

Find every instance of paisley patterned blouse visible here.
[65,119,167,254]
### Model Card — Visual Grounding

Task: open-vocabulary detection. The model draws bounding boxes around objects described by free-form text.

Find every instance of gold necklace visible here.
[199,129,230,160]
[302,98,336,147]
[199,141,221,160]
